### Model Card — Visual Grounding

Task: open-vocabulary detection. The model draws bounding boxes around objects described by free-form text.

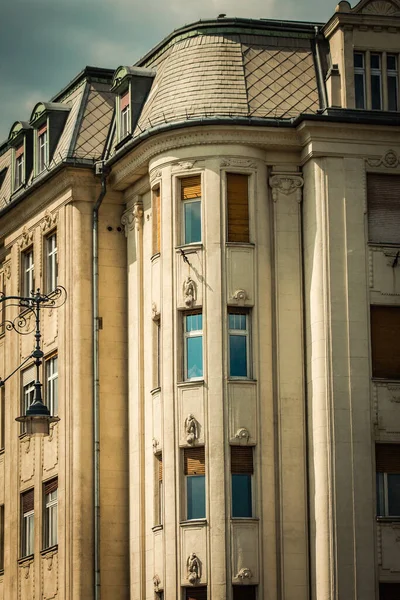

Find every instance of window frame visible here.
[21,490,34,558]
[184,447,206,521]
[45,231,58,294]
[370,53,383,110]
[228,310,251,379]
[231,446,254,518]
[354,51,366,109]
[183,312,203,381]
[14,147,25,190]
[377,471,400,518]
[182,198,202,245]
[45,354,58,416]
[387,54,398,111]
[37,128,48,174]
[21,369,35,435]
[43,479,58,549]
[22,247,34,297]
[180,176,202,246]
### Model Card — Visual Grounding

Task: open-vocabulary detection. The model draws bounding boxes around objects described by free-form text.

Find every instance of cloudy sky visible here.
[0,0,338,142]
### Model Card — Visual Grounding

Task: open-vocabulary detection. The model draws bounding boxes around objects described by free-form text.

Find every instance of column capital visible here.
[269,174,304,203]
[121,198,143,235]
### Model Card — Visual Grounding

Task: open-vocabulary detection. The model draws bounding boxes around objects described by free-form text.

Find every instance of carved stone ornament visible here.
[360,0,400,16]
[152,438,160,453]
[150,169,162,183]
[152,303,161,322]
[178,161,196,170]
[4,261,11,280]
[153,574,161,591]
[121,201,143,235]
[184,276,197,307]
[366,149,400,168]
[40,209,58,232]
[187,553,201,584]
[19,226,34,250]
[233,289,247,305]
[384,249,400,268]
[185,414,199,445]
[235,427,250,443]
[237,567,253,581]
[269,175,304,202]
[221,158,257,168]
[387,385,400,403]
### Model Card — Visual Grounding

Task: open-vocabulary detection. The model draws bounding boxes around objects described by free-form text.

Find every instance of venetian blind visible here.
[370,305,400,379]
[367,174,400,244]
[22,365,35,388]
[376,444,400,473]
[181,176,201,200]
[227,173,249,243]
[185,586,207,600]
[22,489,34,513]
[184,447,205,475]
[231,446,253,474]
[152,187,161,255]
[158,456,163,482]
[44,478,58,496]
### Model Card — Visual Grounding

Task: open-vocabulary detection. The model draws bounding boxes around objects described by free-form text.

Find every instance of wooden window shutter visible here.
[185,586,207,600]
[367,174,400,244]
[227,173,249,243]
[152,187,161,255]
[158,456,163,482]
[371,305,400,379]
[184,447,205,475]
[44,478,58,496]
[231,446,253,474]
[376,444,400,473]
[22,489,34,513]
[181,176,201,200]
[233,586,257,600]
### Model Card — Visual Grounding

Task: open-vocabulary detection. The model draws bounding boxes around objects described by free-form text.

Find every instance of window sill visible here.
[180,518,207,526]
[231,517,259,522]
[368,242,400,248]
[151,252,161,263]
[0,569,3,577]
[372,377,400,383]
[175,243,203,253]
[152,524,163,533]
[226,242,255,248]
[40,545,58,557]
[0,448,4,456]
[151,386,161,396]
[177,380,205,388]
[376,516,400,522]
[18,554,34,565]
[228,378,257,384]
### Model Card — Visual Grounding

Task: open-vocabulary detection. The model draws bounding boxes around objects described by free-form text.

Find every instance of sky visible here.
[0,0,339,143]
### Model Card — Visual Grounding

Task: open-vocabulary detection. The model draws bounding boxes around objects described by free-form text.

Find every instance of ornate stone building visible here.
[1,1,400,599]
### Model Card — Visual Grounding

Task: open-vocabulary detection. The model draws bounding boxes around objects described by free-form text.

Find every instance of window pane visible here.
[388,474,400,516]
[187,475,205,519]
[184,200,201,244]
[354,52,364,68]
[232,474,252,517]
[388,75,398,111]
[387,54,397,71]
[354,73,365,109]
[229,313,246,330]
[186,336,203,379]
[371,54,380,69]
[371,74,382,109]
[229,334,247,377]
[377,472,385,516]
[186,314,202,332]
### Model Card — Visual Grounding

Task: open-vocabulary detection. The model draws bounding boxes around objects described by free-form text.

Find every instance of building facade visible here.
[1,1,400,599]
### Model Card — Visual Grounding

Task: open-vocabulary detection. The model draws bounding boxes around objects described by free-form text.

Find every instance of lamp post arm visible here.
[0,353,36,387]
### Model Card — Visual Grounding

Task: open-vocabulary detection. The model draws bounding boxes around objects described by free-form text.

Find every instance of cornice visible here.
[109,126,299,191]
[323,12,400,37]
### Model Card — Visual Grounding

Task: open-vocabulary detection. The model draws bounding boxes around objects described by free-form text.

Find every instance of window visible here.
[231,446,253,518]
[227,173,249,243]
[0,505,3,571]
[370,306,400,380]
[184,587,207,600]
[21,365,35,434]
[371,53,382,110]
[184,312,203,380]
[181,176,201,244]
[46,232,57,293]
[0,387,4,451]
[367,174,400,244]
[152,187,161,255]
[22,248,34,297]
[233,586,257,600]
[45,355,58,416]
[387,55,398,111]
[184,447,205,520]
[376,444,400,517]
[228,310,250,378]
[15,144,25,189]
[21,489,34,557]
[43,478,58,549]
[380,582,400,600]
[155,454,163,525]
[120,91,130,139]
[37,124,48,173]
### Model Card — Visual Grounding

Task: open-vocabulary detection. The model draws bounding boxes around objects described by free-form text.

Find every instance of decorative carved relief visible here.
[153,574,161,592]
[366,149,400,168]
[187,553,201,584]
[178,161,196,170]
[232,289,247,305]
[269,175,304,202]
[185,414,199,445]
[20,436,35,483]
[121,201,143,235]
[237,567,253,581]
[221,158,257,168]
[152,303,161,322]
[361,0,400,15]
[387,384,400,403]
[183,276,197,308]
[234,427,250,443]
[152,438,160,454]
[149,169,162,183]
[4,261,11,280]
[19,226,34,250]
[40,210,58,232]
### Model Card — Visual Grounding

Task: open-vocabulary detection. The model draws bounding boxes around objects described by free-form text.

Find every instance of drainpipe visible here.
[314,26,328,110]
[92,163,109,600]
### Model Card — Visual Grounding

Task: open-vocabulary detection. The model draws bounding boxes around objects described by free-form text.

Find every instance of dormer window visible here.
[387,55,398,111]
[15,145,25,189]
[120,91,130,139]
[37,123,48,173]
[354,51,399,111]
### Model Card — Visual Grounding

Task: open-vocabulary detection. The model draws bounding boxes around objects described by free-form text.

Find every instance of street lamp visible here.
[0,287,66,436]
